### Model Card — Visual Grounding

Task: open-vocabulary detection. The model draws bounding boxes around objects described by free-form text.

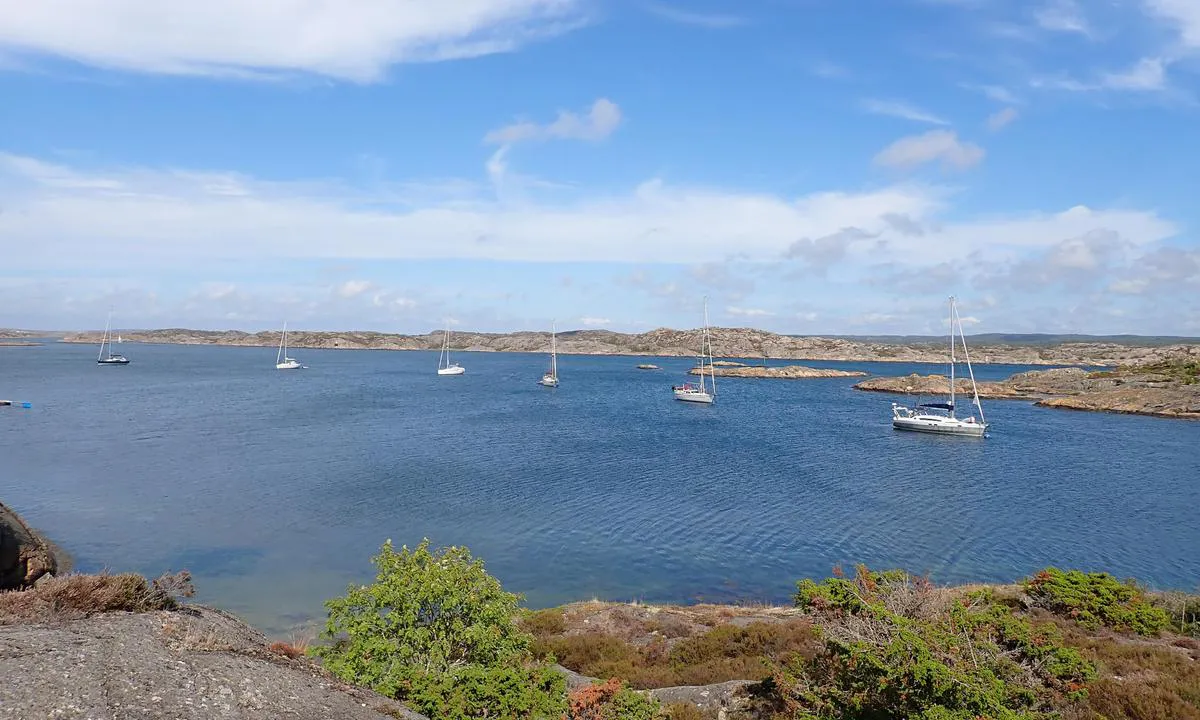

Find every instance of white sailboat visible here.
[539,323,559,387]
[437,322,465,376]
[672,297,716,404]
[97,312,130,365]
[275,321,302,370]
[891,296,988,437]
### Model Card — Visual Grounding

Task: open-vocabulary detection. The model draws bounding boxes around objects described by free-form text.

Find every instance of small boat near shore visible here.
[437,322,465,376]
[539,323,559,388]
[891,296,987,437]
[275,321,302,370]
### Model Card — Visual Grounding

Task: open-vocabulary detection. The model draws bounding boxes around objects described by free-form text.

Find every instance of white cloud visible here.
[726,307,773,317]
[0,153,1178,278]
[971,84,1021,104]
[861,99,950,126]
[0,0,584,82]
[644,3,747,28]
[336,280,374,298]
[1032,58,1169,92]
[1144,0,1200,48]
[579,316,611,326]
[986,107,1019,131]
[1109,278,1150,294]
[484,98,622,145]
[811,60,849,79]
[1034,0,1092,36]
[873,130,985,171]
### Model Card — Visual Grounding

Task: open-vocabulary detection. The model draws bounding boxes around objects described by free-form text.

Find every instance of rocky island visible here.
[855,359,1200,420]
[54,326,1200,367]
[688,362,868,379]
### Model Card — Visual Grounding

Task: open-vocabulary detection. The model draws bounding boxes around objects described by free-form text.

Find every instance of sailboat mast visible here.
[948,296,956,417]
[99,312,111,360]
[703,296,715,396]
[551,322,557,378]
[954,301,986,425]
[277,322,286,364]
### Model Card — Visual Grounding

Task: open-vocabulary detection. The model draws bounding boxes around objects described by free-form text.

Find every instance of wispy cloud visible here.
[0,0,587,82]
[962,83,1021,105]
[644,3,747,28]
[861,98,950,126]
[579,316,611,326]
[986,107,1019,131]
[1034,0,1092,36]
[873,130,985,171]
[811,60,850,79]
[1033,58,1168,92]
[726,307,773,317]
[485,98,623,145]
[1143,0,1200,48]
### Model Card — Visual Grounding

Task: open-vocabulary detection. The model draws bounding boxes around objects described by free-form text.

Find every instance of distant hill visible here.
[50,326,1200,367]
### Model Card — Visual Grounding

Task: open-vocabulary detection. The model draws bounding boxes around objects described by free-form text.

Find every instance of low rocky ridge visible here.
[688,362,868,379]
[854,360,1200,419]
[59,327,1200,366]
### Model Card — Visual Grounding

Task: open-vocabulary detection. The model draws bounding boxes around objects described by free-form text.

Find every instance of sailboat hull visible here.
[97,357,130,365]
[438,365,466,376]
[539,375,559,387]
[674,389,714,404]
[276,360,302,370]
[892,415,986,436]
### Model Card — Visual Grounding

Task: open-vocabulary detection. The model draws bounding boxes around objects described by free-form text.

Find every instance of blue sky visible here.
[1,0,1198,335]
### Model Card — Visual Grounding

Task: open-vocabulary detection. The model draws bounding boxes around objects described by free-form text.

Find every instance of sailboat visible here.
[275,321,302,370]
[891,296,987,437]
[672,297,716,404]
[539,323,559,387]
[97,312,130,365]
[437,322,465,376]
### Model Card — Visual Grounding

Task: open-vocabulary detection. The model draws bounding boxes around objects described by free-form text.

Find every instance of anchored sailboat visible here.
[539,323,559,387]
[97,312,130,365]
[672,297,716,404]
[275,322,302,370]
[891,296,987,437]
[437,322,465,376]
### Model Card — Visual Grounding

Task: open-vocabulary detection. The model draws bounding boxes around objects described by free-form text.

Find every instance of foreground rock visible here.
[57,326,1200,367]
[0,500,57,590]
[690,363,868,379]
[855,364,1200,419]
[0,604,427,720]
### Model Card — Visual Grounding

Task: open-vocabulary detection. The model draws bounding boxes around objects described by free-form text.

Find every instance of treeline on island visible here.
[2,534,1198,719]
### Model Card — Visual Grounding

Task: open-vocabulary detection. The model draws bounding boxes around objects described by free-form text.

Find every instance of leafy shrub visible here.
[1024,568,1170,636]
[772,565,1096,719]
[521,607,567,636]
[568,678,661,720]
[316,539,564,718]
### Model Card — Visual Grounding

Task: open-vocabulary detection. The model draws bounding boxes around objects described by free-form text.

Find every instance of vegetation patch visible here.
[532,618,818,690]
[754,565,1096,719]
[1024,568,1170,636]
[0,571,193,624]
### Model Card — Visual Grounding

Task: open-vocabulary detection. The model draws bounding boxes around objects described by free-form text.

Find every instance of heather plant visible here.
[766,565,1095,720]
[1023,567,1170,636]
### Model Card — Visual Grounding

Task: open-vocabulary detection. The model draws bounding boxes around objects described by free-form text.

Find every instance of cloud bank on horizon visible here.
[0,0,1197,335]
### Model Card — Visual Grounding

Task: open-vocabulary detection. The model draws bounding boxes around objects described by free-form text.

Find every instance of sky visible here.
[0,0,1198,335]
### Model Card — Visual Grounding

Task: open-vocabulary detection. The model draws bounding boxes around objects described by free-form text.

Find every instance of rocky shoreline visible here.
[55,326,1200,367]
[854,363,1200,420]
[688,362,868,379]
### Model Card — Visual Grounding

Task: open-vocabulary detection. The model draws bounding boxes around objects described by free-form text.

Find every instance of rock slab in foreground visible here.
[0,605,427,720]
[690,364,868,379]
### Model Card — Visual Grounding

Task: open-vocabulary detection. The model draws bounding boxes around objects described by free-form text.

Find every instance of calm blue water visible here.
[2,341,1198,634]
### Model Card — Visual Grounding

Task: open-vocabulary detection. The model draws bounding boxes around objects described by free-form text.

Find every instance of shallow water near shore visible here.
[2,341,1198,634]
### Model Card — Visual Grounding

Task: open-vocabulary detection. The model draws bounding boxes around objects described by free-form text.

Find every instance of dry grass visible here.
[533,619,819,690]
[0,571,194,625]
[1050,616,1200,719]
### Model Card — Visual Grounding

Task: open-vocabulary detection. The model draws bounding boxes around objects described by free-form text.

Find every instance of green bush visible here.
[315,539,564,718]
[771,566,1096,719]
[1024,568,1170,636]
